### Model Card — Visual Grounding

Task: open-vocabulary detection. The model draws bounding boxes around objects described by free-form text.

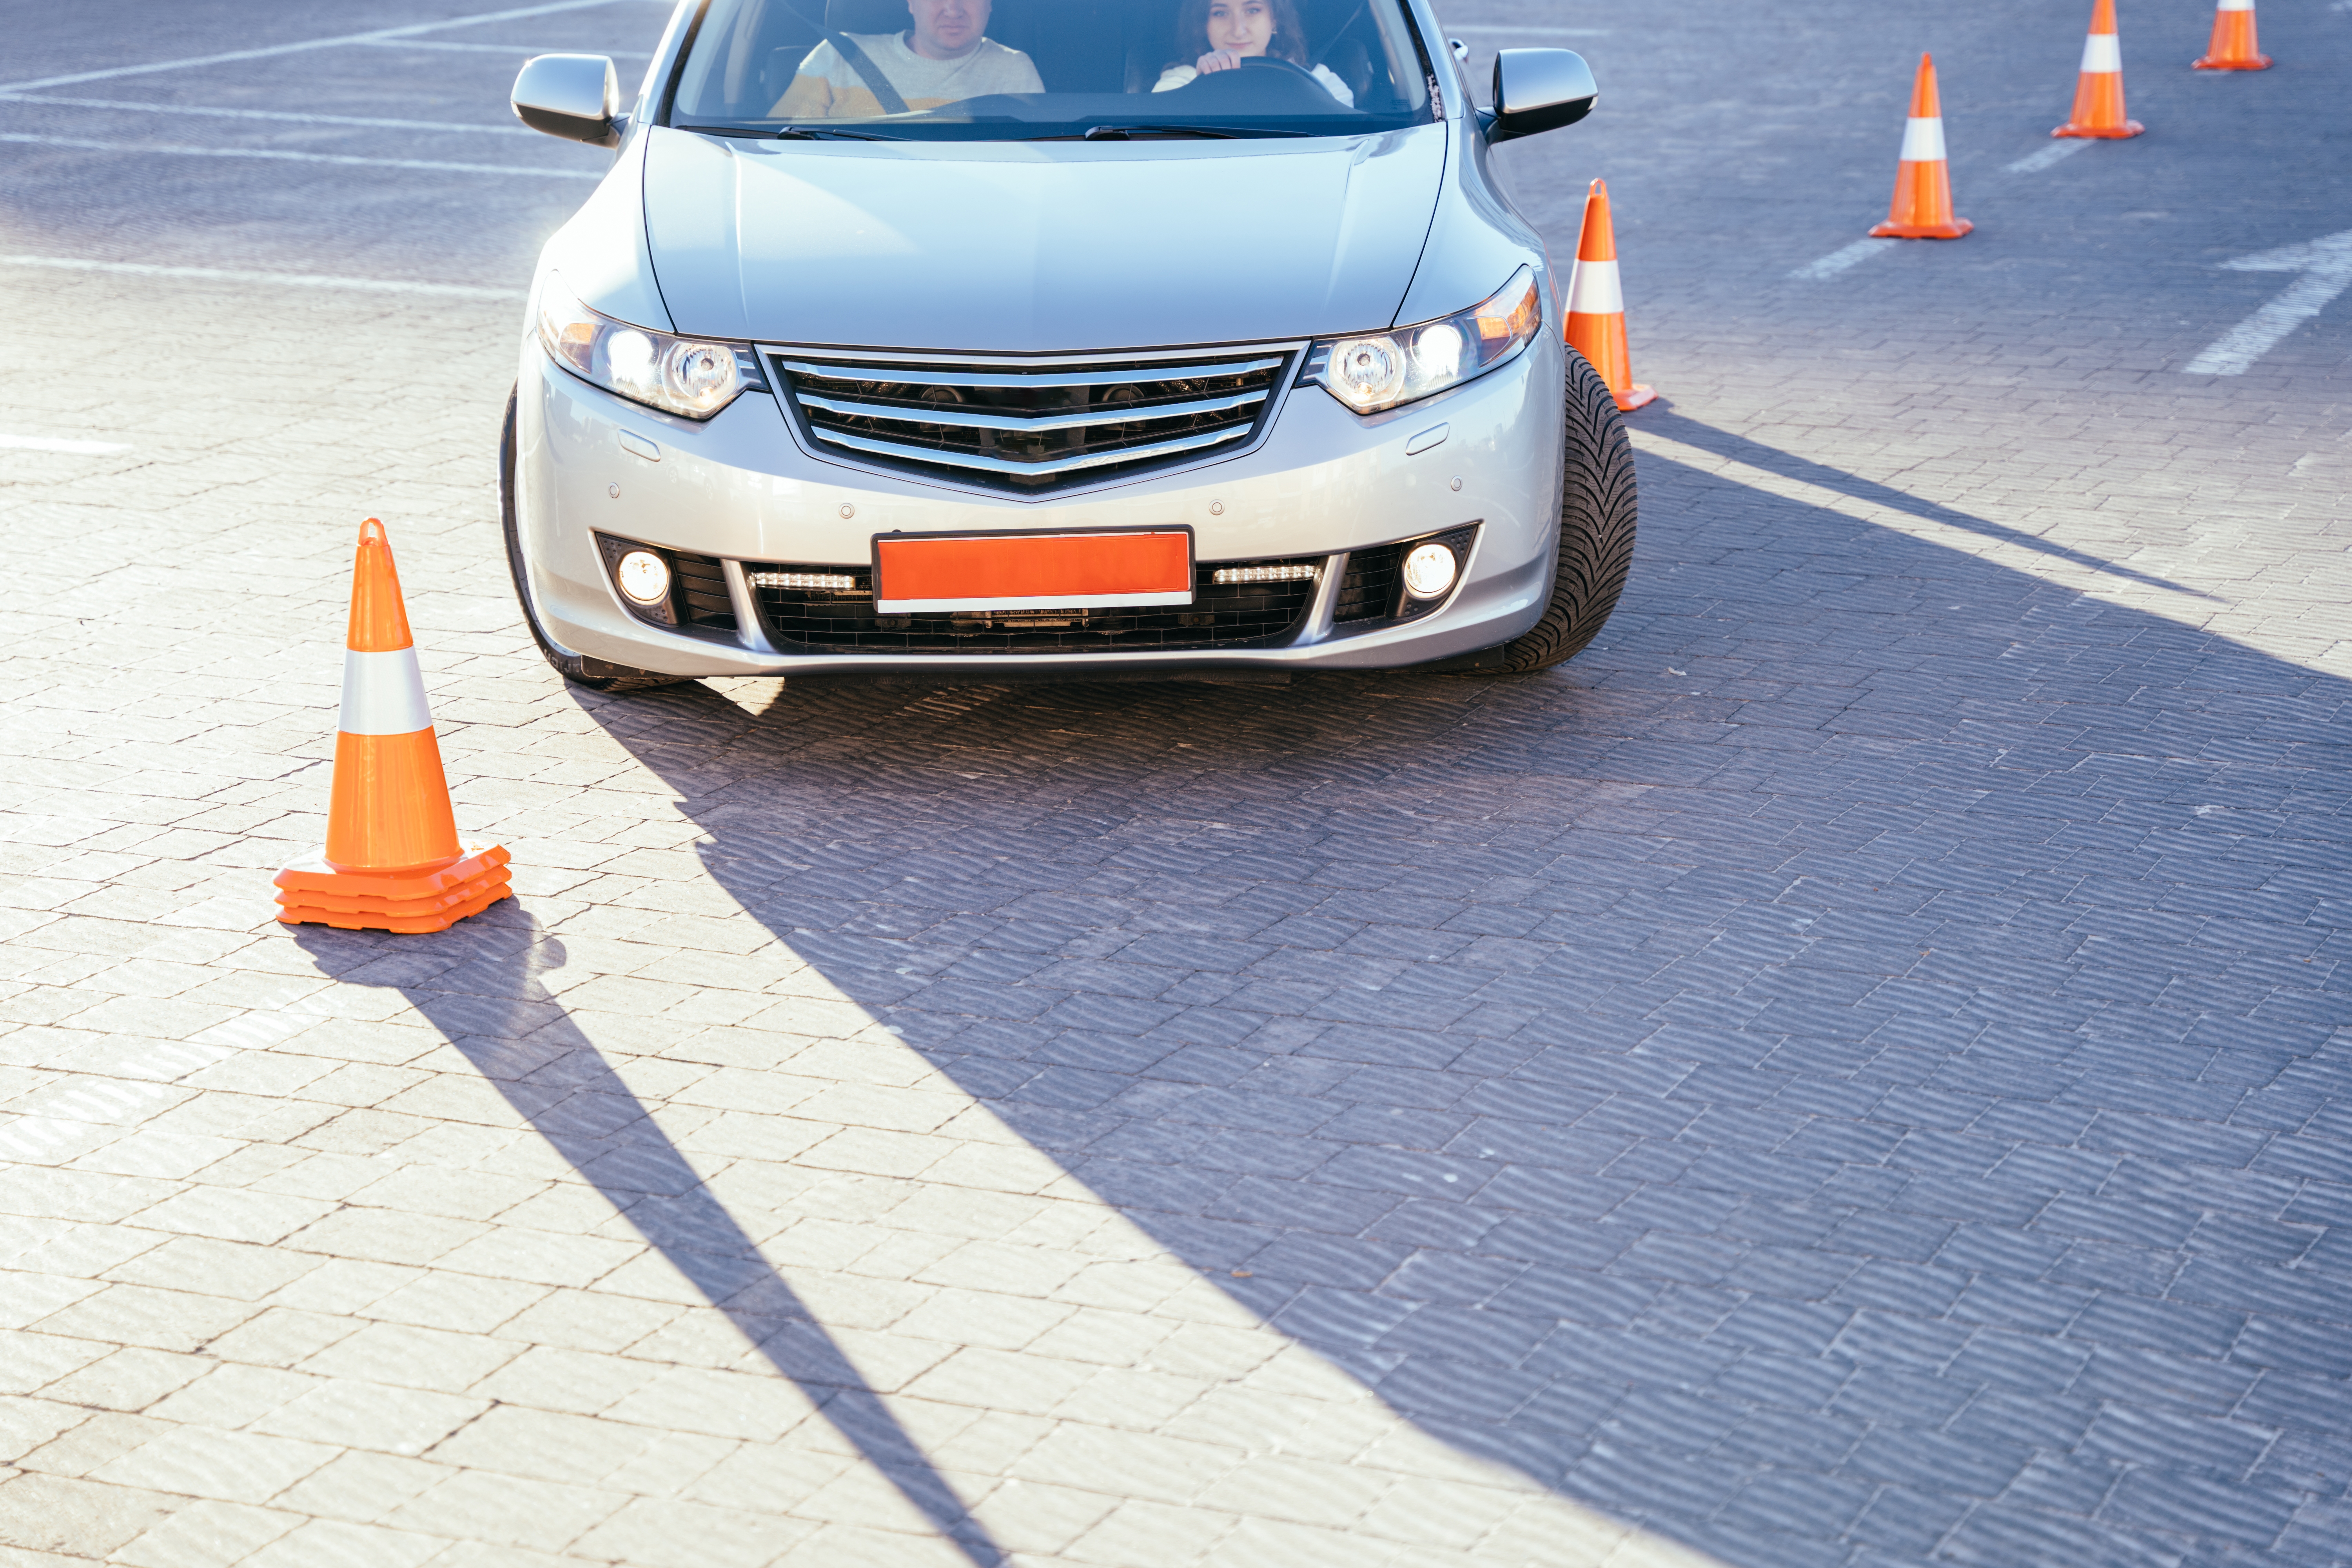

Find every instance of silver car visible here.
[501,0,1635,688]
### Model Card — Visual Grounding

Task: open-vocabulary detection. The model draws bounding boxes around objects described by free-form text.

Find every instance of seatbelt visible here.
[776,0,911,116]
[826,29,910,114]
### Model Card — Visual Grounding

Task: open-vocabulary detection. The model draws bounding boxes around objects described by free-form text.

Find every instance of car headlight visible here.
[536,274,764,420]
[1307,266,1544,416]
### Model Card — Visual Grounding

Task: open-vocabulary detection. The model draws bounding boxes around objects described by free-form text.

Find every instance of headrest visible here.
[825,0,911,34]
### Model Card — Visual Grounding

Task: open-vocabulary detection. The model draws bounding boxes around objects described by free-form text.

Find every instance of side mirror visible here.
[1486,49,1597,143]
[513,53,623,147]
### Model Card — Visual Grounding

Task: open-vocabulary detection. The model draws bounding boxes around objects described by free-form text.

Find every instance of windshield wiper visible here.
[775,125,902,141]
[1057,123,1308,140]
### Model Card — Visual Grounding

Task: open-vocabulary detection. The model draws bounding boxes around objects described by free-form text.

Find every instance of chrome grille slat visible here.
[795,388,1267,434]
[776,356,1285,390]
[817,423,1252,478]
[770,345,1294,491]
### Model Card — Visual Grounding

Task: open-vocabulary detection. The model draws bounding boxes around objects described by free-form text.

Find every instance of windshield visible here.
[668,0,1437,140]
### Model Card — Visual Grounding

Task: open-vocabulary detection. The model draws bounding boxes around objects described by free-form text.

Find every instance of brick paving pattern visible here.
[1,1,2348,1565]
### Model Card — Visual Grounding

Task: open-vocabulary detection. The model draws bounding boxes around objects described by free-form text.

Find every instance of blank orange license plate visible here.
[873,530,1192,614]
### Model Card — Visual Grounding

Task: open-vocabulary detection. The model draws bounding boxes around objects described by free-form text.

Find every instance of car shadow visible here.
[539,437,2350,1566]
[278,432,2352,1564]
[289,920,1008,1568]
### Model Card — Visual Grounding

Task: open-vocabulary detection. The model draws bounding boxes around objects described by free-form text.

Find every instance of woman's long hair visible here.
[1169,0,1310,68]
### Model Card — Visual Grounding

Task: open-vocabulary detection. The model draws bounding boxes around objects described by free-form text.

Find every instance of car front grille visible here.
[746,556,1321,654]
[770,347,1295,492]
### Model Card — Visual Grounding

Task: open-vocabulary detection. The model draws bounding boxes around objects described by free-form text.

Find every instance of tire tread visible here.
[1474,349,1638,673]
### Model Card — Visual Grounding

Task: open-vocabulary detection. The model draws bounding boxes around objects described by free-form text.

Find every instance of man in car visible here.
[772,0,1042,118]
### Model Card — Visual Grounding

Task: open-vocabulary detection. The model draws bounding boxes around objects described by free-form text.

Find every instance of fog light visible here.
[1402,542,1458,599]
[615,549,671,605]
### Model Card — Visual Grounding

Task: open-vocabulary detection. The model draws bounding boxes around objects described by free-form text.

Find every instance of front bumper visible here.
[512,330,1566,677]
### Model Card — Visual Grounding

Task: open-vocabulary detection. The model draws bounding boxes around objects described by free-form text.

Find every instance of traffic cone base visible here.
[275,518,508,935]
[1563,179,1653,413]
[2056,0,2143,137]
[1871,219,1973,240]
[1871,56,1971,240]
[2193,0,2268,69]
[276,844,512,908]
[276,846,510,933]
[278,883,511,935]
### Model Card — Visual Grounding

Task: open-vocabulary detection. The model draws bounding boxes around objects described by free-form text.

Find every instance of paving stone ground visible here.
[0,2,2348,1565]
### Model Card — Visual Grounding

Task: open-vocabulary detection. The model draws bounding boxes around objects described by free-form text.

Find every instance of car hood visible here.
[640,125,1446,353]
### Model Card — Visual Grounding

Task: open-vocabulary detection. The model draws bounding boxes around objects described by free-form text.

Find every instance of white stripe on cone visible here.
[2216,0,2251,11]
[339,647,435,736]
[1565,257,1623,316]
[1898,116,1947,163]
[2080,32,2122,72]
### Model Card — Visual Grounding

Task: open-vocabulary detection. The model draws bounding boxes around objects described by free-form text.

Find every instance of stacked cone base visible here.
[276,844,512,933]
[2053,120,2143,138]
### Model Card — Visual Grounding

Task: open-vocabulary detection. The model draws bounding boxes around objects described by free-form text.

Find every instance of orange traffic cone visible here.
[1869,54,1972,240]
[1564,179,1653,413]
[2054,0,2144,138]
[275,519,512,934]
[2193,0,2269,69]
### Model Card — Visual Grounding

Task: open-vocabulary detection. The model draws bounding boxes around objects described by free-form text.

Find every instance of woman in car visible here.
[1151,0,1354,107]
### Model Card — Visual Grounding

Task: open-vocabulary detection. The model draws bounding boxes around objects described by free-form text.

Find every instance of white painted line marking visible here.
[2005,139,2091,174]
[0,131,602,179]
[0,0,661,93]
[0,93,539,136]
[2185,229,2352,375]
[1,254,524,300]
[0,433,131,454]
[1788,238,1899,281]
[355,38,655,56]
[1439,24,1611,36]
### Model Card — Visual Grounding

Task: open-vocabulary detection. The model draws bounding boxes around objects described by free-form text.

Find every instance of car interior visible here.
[682,0,1425,122]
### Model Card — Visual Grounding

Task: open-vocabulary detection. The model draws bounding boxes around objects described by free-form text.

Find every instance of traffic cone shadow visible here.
[275,518,511,933]
[1564,178,1654,413]
[1870,54,1972,240]
[2056,0,2145,137]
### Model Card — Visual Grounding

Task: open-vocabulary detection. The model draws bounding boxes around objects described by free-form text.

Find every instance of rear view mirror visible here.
[1486,49,1597,143]
[513,54,623,147]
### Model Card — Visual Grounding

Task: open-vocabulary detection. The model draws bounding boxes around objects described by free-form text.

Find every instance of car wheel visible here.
[499,387,688,694]
[1457,347,1637,674]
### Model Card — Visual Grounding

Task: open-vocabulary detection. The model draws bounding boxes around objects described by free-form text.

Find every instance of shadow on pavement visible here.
[554,443,2350,1567]
[1640,407,2216,599]
[290,922,1007,1568]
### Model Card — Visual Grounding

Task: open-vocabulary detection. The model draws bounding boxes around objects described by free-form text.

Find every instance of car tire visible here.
[1454,347,1637,674]
[499,387,689,694]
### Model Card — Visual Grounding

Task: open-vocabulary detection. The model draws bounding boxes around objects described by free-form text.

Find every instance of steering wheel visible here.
[1238,55,1325,89]
[1169,53,1347,112]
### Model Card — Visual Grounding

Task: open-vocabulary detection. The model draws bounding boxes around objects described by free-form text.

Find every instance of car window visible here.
[668,0,1436,140]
